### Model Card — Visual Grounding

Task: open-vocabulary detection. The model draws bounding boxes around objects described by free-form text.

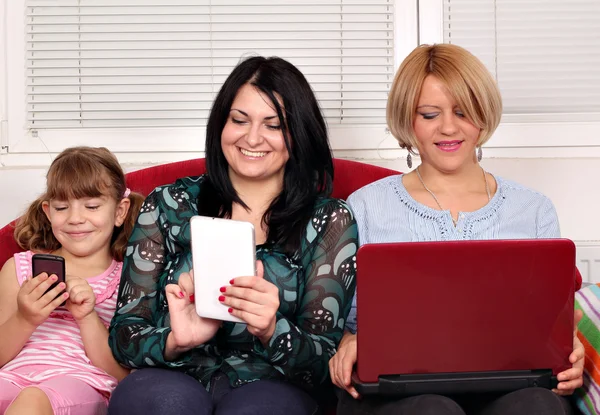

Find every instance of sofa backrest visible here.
[0,158,399,266]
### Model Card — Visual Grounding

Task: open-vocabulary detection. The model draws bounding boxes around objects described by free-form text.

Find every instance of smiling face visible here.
[221,83,290,186]
[42,195,128,259]
[413,75,482,173]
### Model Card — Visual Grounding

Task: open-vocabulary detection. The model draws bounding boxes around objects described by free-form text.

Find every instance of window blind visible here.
[443,0,600,115]
[26,0,394,129]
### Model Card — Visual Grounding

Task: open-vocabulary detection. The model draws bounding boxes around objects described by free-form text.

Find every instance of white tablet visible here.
[189,215,256,323]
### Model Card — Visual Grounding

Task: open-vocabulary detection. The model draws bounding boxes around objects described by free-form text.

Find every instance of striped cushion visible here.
[574,284,600,414]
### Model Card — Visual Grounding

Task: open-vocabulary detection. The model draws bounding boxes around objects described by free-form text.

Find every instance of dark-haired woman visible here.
[107,56,358,415]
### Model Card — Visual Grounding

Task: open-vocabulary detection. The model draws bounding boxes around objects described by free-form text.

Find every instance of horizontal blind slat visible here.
[27,0,394,129]
[443,0,600,114]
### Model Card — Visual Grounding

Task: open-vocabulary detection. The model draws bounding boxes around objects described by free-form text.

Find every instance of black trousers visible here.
[108,368,320,415]
[336,388,575,415]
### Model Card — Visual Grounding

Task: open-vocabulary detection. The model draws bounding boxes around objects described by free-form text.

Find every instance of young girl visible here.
[0,146,144,415]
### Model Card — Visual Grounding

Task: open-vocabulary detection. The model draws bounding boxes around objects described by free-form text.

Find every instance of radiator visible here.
[577,242,600,284]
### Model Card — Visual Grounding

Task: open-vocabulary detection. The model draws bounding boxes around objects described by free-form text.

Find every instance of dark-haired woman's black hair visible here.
[199,56,333,254]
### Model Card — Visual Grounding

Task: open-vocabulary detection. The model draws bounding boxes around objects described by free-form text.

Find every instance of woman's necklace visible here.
[415,166,491,227]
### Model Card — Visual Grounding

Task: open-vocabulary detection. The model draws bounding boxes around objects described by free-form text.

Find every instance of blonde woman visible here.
[329,44,584,415]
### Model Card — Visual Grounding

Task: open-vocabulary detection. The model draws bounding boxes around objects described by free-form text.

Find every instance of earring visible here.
[406,152,413,169]
[477,146,483,162]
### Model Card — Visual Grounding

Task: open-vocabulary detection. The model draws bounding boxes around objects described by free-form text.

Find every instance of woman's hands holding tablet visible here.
[164,270,221,361]
[218,261,280,346]
[163,260,280,359]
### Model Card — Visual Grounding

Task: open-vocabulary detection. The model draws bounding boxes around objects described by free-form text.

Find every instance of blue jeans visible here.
[108,368,320,415]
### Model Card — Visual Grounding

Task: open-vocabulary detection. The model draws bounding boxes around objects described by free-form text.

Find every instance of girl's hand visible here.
[164,270,221,360]
[16,272,68,327]
[220,261,279,345]
[66,277,96,322]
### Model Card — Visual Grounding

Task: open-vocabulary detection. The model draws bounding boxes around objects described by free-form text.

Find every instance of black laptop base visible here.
[352,369,557,396]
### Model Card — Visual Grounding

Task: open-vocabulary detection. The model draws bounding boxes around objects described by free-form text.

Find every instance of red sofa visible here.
[0,157,399,274]
[0,157,583,287]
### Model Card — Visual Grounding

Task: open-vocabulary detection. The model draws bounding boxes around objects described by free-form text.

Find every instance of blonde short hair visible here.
[387,43,502,153]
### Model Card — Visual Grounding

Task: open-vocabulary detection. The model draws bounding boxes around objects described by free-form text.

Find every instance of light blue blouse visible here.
[345,174,560,334]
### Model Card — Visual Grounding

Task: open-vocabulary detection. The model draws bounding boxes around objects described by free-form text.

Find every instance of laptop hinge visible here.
[378,369,555,396]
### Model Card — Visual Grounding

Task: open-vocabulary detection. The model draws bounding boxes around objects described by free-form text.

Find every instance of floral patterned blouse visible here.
[108,175,358,391]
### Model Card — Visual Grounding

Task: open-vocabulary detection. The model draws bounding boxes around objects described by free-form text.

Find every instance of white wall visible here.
[1,167,47,224]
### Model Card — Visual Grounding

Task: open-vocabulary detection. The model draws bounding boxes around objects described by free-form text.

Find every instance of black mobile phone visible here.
[31,254,66,305]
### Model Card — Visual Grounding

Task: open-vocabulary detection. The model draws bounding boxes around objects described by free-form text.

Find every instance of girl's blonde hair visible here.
[14,146,144,261]
[387,43,503,153]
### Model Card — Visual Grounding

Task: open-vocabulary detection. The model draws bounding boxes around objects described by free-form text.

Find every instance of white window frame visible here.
[2,0,599,167]
[0,0,8,155]
[3,0,416,166]
[418,0,600,158]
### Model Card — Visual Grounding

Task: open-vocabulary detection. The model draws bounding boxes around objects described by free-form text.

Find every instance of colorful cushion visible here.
[574,284,600,414]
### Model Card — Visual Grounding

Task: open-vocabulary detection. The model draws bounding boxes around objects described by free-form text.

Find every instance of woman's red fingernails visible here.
[218,295,225,302]
[228,308,233,313]
[189,294,195,302]
[229,279,234,285]
[178,291,184,298]
[219,286,226,293]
